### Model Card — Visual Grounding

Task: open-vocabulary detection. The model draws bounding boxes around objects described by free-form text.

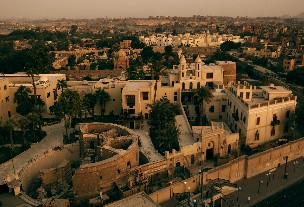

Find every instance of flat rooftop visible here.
[105,192,160,207]
[260,85,291,93]
[124,81,152,91]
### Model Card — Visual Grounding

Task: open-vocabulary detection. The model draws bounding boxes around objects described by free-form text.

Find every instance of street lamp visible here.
[293,161,298,172]
[258,180,263,193]
[237,186,241,202]
[199,170,204,200]
[284,156,288,179]
[188,186,191,205]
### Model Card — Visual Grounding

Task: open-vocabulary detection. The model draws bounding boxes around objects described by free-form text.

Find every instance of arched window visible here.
[182,82,185,90]
[197,82,201,89]
[255,130,259,140]
[190,82,193,89]
[228,144,232,154]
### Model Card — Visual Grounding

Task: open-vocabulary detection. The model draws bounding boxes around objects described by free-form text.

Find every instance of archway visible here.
[182,82,185,90]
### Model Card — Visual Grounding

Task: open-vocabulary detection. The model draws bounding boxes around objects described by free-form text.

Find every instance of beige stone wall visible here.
[149,138,304,204]
[0,78,12,122]
[19,143,79,192]
[73,141,139,199]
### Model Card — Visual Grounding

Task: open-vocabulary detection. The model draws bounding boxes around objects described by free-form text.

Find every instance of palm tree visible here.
[197,87,213,126]
[55,89,83,135]
[33,105,45,132]
[26,112,40,139]
[83,93,97,117]
[151,61,164,103]
[95,89,110,116]
[5,118,16,150]
[148,98,180,154]
[56,79,68,93]
[14,86,33,116]
[26,68,40,106]
[16,116,30,146]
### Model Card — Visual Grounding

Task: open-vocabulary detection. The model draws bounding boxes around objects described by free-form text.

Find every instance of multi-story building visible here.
[205,81,297,146]
[228,82,296,145]
[0,78,11,122]
[139,32,243,48]
[215,61,236,86]
[0,73,66,119]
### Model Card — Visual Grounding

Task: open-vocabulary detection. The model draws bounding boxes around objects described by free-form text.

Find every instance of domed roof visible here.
[180,55,186,64]
[194,55,202,63]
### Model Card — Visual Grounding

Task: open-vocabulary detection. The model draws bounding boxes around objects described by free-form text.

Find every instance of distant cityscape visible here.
[0,14,304,207]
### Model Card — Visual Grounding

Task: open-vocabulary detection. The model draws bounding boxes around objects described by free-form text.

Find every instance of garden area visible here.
[0,127,47,164]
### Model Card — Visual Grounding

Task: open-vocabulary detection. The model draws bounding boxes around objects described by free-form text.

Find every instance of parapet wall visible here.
[149,137,304,204]
[19,142,80,192]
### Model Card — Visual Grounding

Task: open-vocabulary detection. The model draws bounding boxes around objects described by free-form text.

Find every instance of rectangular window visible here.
[206,73,213,79]
[209,106,214,113]
[286,110,290,118]
[246,92,250,99]
[219,115,222,119]
[142,92,149,100]
[126,95,135,107]
[174,95,177,101]
[222,105,226,112]
[240,92,243,98]
[256,117,260,125]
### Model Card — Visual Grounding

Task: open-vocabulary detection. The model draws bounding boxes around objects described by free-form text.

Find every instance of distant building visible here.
[114,49,129,70]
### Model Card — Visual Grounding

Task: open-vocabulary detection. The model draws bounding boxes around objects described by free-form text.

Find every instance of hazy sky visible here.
[1,0,304,19]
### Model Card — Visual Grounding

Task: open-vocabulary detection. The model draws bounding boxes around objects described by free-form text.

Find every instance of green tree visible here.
[5,117,16,150]
[95,89,110,116]
[83,93,97,117]
[33,105,45,132]
[26,112,40,138]
[141,46,154,63]
[14,86,33,116]
[148,98,180,154]
[56,79,68,93]
[68,55,76,68]
[55,89,82,135]
[70,25,78,35]
[196,87,213,126]
[16,116,30,146]
[164,45,173,55]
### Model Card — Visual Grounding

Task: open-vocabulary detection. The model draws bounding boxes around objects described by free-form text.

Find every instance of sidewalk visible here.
[222,157,304,207]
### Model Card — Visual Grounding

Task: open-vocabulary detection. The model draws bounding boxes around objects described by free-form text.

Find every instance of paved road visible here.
[222,157,304,207]
[252,178,304,207]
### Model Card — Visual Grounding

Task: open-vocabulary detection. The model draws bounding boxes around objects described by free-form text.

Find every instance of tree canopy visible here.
[148,98,180,154]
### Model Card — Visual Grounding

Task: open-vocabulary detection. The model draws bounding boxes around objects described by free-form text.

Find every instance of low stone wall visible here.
[19,142,80,192]
[149,137,304,204]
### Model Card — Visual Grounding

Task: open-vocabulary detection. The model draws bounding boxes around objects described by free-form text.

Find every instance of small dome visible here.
[195,56,202,63]
[180,55,186,64]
